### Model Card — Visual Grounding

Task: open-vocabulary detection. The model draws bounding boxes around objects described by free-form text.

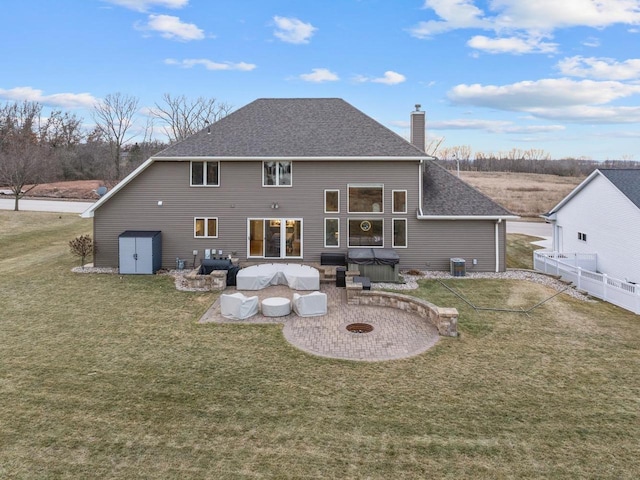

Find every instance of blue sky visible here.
[1,0,639,160]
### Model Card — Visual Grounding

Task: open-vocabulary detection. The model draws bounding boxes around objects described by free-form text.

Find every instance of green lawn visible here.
[1,212,638,479]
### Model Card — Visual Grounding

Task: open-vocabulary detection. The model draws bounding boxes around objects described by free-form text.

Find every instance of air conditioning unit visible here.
[450,258,466,277]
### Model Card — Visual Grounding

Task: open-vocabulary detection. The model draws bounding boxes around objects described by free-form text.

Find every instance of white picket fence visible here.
[534,251,640,315]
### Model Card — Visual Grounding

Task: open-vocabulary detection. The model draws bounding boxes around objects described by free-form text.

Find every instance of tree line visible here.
[434,146,639,177]
[0,93,232,210]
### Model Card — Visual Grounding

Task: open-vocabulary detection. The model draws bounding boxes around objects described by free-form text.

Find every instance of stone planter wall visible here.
[346,278,458,337]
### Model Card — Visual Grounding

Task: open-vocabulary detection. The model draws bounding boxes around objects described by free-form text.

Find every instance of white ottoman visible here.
[261,297,291,317]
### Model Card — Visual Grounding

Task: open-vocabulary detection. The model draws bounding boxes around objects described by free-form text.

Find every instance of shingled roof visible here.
[421,161,514,217]
[599,169,640,209]
[155,98,429,158]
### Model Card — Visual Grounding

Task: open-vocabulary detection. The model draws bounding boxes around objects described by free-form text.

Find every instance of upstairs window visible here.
[325,190,339,213]
[263,161,292,186]
[578,232,587,242]
[392,190,407,214]
[348,185,383,213]
[191,161,219,186]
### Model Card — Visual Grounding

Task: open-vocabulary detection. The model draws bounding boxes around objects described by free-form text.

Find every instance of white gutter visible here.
[416,214,519,221]
[495,219,502,272]
[152,155,433,161]
[418,160,424,217]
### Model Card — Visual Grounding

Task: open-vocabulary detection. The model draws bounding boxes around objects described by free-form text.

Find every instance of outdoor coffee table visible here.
[261,297,291,317]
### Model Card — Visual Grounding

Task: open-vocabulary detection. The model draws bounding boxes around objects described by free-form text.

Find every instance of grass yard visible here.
[1,212,638,479]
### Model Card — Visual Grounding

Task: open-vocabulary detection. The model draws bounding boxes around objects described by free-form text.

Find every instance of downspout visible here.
[418,160,424,216]
[495,219,502,272]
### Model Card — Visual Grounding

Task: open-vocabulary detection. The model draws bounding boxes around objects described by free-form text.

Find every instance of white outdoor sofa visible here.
[236,264,320,291]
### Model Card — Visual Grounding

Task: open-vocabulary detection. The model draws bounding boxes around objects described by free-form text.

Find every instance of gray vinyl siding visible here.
[94,159,506,271]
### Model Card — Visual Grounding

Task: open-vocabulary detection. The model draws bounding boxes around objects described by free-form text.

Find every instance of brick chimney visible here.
[410,104,425,152]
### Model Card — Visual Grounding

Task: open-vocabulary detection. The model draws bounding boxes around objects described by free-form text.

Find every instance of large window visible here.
[392,190,407,214]
[348,185,383,213]
[194,217,218,238]
[324,218,339,247]
[191,161,219,186]
[263,161,292,186]
[393,218,407,248]
[348,219,383,247]
[248,218,302,258]
[325,190,339,213]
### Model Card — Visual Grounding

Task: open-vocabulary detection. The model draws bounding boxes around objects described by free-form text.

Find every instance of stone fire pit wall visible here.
[346,278,458,337]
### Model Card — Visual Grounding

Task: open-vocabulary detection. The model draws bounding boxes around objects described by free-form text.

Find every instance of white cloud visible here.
[355,71,406,85]
[372,71,406,85]
[448,78,640,123]
[299,68,339,82]
[140,14,204,41]
[467,35,557,54]
[582,36,601,47]
[410,0,488,37]
[0,86,98,109]
[430,118,565,133]
[164,58,256,71]
[557,56,640,80]
[273,16,317,44]
[528,105,640,123]
[104,0,188,12]
[412,0,640,55]
[449,78,640,109]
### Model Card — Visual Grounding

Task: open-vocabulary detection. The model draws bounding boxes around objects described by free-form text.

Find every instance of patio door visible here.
[248,218,302,259]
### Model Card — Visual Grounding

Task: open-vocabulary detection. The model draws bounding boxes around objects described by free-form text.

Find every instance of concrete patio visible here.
[199,283,440,362]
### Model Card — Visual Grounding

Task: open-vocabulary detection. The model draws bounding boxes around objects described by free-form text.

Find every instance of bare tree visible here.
[151,93,232,143]
[0,101,50,210]
[92,93,139,180]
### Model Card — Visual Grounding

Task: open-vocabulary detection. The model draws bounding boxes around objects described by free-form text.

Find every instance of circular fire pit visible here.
[346,323,374,334]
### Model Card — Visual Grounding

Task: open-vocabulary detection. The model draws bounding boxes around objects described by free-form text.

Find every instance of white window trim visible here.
[392,190,408,214]
[347,218,384,248]
[324,218,340,248]
[246,217,303,258]
[190,160,220,187]
[262,161,293,187]
[194,217,219,238]
[392,218,408,248]
[347,184,384,214]
[324,189,340,213]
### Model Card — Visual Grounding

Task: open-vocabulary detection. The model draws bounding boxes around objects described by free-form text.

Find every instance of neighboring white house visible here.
[542,169,640,284]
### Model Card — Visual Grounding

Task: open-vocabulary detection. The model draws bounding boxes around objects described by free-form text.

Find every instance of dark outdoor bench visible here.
[320,252,346,266]
[353,276,371,290]
[199,259,240,286]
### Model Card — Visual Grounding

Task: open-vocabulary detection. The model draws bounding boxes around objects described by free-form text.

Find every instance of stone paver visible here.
[199,284,439,362]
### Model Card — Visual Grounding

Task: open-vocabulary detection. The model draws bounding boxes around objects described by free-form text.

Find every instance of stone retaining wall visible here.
[346,278,458,337]
[184,269,227,291]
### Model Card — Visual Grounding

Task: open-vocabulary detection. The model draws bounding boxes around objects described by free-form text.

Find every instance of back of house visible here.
[82,98,515,273]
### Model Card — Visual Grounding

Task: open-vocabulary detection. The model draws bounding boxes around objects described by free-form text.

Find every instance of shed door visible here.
[119,237,138,274]
[136,238,153,273]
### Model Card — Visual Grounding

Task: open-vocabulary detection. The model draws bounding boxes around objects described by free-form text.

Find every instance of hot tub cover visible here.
[347,248,400,266]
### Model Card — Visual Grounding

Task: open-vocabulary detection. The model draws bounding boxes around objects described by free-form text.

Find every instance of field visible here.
[1,212,638,479]
[459,171,584,218]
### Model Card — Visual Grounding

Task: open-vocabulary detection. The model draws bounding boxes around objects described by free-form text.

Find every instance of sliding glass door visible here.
[248,218,302,259]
